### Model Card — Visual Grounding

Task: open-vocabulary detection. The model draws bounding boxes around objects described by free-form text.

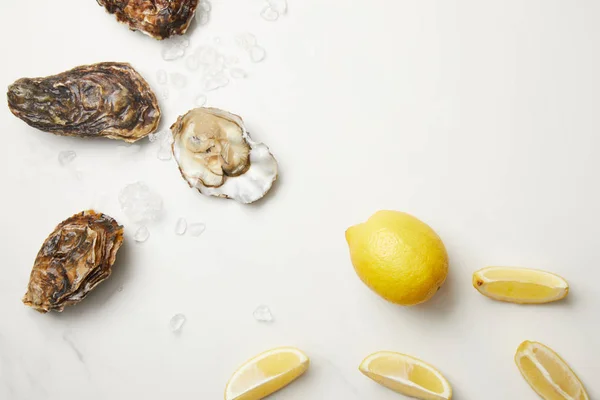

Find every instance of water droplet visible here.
[195,94,207,106]
[253,305,274,322]
[58,150,77,166]
[235,33,257,50]
[170,72,187,89]
[169,314,187,333]
[249,46,267,63]
[134,226,150,243]
[229,68,248,79]
[161,36,190,61]
[156,69,168,84]
[266,0,287,14]
[188,223,206,237]
[260,5,279,21]
[175,218,187,235]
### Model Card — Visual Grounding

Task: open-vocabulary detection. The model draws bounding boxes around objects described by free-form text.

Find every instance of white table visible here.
[0,1,598,399]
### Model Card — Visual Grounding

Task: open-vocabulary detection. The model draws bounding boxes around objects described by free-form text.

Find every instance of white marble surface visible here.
[1,1,600,399]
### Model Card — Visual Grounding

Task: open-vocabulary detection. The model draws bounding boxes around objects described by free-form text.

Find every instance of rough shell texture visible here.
[7,62,160,143]
[171,107,279,204]
[22,210,124,313]
[97,0,199,40]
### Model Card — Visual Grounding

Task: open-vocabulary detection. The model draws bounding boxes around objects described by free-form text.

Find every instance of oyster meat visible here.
[23,210,124,313]
[7,62,160,143]
[171,108,278,204]
[97,0,199,40]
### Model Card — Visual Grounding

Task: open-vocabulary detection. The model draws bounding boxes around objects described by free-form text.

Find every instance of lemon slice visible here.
[472,267,568,304]
[515,341,589,400]
[224,347,309,400]
[359,351,452,400]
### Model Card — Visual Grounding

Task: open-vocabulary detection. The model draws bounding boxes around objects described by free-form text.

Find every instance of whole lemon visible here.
[345,210,448,306]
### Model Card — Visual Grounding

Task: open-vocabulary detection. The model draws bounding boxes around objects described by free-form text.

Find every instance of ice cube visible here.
[249,46,267,63]
[170,314,187,333]
[260,5,279,21]
[118,182,163,224]
[229,68,248,79]
[175,218,187,235]
[58,150,77,166]
[134,226,150,243]
[156,69,168,84]
[253,305,274,322]
[161,36,190,61]
[235,33,257,50]
[266,0,287,14]
[188,223,206,237]
[195,94,207,107]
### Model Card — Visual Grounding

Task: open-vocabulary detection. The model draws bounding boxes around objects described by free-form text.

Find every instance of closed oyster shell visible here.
[7,62,160,143]
[22,210,124,313]
[97,0,199,40]
[171,108,278,204]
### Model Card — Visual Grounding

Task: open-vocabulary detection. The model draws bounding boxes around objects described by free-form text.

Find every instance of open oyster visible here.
[7,62,160,143]
[97,0,199,40]
[171,108,278,204]
[23,210,124,313]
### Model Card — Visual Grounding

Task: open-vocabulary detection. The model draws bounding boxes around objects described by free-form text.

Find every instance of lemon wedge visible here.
[359,351,452,400]
[224,347,309,400]
[515,341,589,400]
[472,267,568,304]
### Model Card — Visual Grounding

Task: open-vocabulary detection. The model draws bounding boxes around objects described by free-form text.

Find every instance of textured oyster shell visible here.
[22,210,124,313]
[7,62,160,143]
[171,108,278,204]
[97,0,199,40]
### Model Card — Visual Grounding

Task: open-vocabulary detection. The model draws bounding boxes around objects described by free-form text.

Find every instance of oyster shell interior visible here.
[171,108,278,204]
[22,210,124,313]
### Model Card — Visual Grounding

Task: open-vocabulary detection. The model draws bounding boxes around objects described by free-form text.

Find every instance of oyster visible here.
[97,0,199,40]
[171,108,278,204]
[23,210,124,313]
[7,62,160,143]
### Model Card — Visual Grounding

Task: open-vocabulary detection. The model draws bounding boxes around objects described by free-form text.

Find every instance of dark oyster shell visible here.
[23,210,124,313]
[7,62,160,143]
[97,0,199,40]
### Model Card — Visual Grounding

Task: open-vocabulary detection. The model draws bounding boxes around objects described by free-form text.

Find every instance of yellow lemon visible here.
[515,341,589,400]
[359,351,452,400]
[224,347,309,400]
[346,210,448,306]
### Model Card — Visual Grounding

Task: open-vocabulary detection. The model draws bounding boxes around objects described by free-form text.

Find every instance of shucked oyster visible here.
[97,0,199,40]
[7,62,160,143]
[171,108,278,204]
[23,210,124,313]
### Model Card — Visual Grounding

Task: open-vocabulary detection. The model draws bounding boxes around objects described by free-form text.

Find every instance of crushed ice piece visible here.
[170,72,188,89]
[261,5,279,21]
[235,33,257,50]
[186,54,200,71]
[225,55,239,66]
[169,314,187,333]
[161,36,190,61]
[58,150,77,166]
[175,218,187,235]
[134,226,150,243]
[117,144,142,157]
[198,46,218,65]
[229,68,248,79]
[118,182,163,224]
[214,37,222,45]
[117,285,124,292]
[253,305,274,322]
[160,87,170,100]
[204,73,229,91]
[196,0,211,26]
[157,144,172,161]
[188,223,206,237]
[266,0,287,14]
[156,69,168,85]
[249,46,267,63]
[195,94,207,106]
